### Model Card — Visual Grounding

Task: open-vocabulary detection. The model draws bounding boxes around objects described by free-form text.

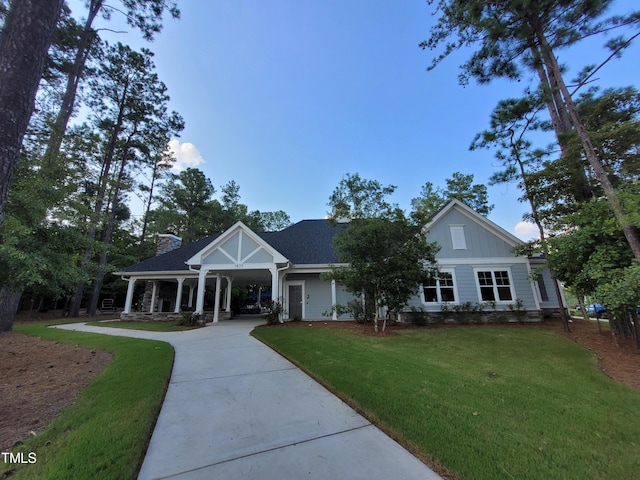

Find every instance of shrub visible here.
[263,301,283,324]
[408,306,429,326]
[507,298,526,321]
[176,311,201,326]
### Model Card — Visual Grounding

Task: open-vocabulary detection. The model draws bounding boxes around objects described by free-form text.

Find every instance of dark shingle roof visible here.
[121,220,347,274]
[263,220,347,264]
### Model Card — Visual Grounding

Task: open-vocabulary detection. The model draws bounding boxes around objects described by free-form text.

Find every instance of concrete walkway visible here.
[54,320,441,480]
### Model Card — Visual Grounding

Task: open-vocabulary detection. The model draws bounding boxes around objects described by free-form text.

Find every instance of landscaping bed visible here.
[1,322,174,479]
[0,331,112,452]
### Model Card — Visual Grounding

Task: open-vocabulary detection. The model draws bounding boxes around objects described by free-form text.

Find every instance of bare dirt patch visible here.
[0,330,112,452]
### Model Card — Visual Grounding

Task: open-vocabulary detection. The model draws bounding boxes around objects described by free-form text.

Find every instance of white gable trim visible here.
[186,221,288,267]
[425,199,524,249]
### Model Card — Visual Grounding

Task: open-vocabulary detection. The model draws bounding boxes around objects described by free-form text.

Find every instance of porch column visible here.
[149,281,158,313]
[174,278,185,313]
[188,285,194,308]
[195,269,208,315]
[225,277,233,311]
[270,267,283,323]
[124,278,136,314]
[331,279,337,320]
[270,268,279,305]
[213,274,222,323]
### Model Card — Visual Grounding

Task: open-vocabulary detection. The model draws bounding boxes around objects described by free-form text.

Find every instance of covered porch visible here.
[120,223,290,323]
[120,267,286,323]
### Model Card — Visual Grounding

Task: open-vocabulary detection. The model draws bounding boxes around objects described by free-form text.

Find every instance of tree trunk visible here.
[509,126,571,332]
[0,0,64,224]
[536,31,640,261]
[87,152,130,316]
[0,287,23,332]
[373,293,379,333]
[69,83,130,317]
[533,48,592,203]
[138,160,160,260]
[631,310,640,350]
[42,0,102,170]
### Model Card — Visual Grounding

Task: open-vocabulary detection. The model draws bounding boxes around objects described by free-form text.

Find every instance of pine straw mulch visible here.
[0,330,112,452]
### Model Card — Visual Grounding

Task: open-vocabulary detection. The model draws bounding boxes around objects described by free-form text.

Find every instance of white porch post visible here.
[188,285,194,308]
[270,268,279,304]
[174,278,185,313]
[225,277,233,311]
[270,267,283,323]
[124,278,136,314]
[149,281,158,313]
[213,274,222,323]
[195,269,208,314]
[331,279,337,320]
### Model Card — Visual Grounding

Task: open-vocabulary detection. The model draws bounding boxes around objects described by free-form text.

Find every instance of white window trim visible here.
[421,268,459,305]
[473,267,516,304]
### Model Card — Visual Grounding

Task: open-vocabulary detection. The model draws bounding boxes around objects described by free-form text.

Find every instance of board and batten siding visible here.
[403,202,542,312]
[426,208,517,260]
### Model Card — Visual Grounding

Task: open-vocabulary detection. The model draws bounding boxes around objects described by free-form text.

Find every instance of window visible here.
[423,272,456,303]
[450,225,467,250]
[476,270,513,302]
[537,275,549,302]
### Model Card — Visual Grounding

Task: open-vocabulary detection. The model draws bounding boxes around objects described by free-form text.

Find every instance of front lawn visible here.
[8,322,174,480]
[252,325,640,480]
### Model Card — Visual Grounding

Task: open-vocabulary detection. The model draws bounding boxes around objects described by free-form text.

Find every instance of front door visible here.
[288,284,303,319]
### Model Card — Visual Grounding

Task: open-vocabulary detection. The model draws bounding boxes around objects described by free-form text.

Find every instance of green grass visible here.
[252,325,640,480]
[6,322,174,480]
[86,320,202,332]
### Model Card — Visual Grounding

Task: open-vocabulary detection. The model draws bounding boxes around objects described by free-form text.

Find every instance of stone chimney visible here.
[156,233,182,256]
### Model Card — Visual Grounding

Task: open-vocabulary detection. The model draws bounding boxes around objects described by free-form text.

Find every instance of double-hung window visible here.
[423,271,456,303]
[476,269,513,302]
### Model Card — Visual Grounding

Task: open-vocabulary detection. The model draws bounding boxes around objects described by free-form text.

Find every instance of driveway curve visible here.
[55,320,441,480]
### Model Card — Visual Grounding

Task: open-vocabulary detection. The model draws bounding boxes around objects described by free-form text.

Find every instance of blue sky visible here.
[69,0,639,238]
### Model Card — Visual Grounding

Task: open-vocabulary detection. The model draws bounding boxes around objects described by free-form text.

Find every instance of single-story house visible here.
[116,200,565,323]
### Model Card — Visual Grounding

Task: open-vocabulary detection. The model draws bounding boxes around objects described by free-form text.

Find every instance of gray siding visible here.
[531,265,562,309]
[304,276,333,319]
[405,263,538,311]
[455,265,479,304]
[427,209,517,259]
[336,285,358,318]
[284,273,358,319]
[510,263,537,309]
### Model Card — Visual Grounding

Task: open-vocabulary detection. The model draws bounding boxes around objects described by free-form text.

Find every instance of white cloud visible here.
[167,139,205,171]
[514,221,539,241]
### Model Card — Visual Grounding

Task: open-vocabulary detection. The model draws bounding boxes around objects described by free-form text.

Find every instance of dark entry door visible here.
[288,285,303,319]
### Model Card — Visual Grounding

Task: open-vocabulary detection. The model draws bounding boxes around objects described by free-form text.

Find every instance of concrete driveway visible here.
[55,320,441,480]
